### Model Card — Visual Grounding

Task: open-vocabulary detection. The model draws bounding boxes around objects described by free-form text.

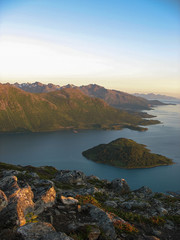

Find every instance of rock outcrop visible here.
[17,222,55,240]
[55,170,86,185]
[0,189,8,211]
[89,204,117,239]
[110,178,130,194]
[60,196,79,205]
[34,184,56,214]
[0,176,34,227]
[17,221,74,240]
[0,162,180,240]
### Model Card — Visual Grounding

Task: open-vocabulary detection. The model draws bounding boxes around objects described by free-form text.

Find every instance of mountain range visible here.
[0,83,160,132]
[14,82,165,111]
[134,93,180,102]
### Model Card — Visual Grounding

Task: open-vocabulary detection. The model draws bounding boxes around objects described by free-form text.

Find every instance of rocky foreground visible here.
[0,163,179,240]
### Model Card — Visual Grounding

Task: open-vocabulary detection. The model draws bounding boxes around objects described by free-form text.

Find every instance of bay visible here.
[0,104,180,192]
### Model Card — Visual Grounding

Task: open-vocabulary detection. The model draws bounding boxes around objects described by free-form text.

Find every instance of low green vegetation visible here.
[82,138,173,168]
[0,162,58,180]
[0,162,22,171]
[54,182,84,190]
[87,178,108,189]
[25,212,38,224]
[76,194,101,208]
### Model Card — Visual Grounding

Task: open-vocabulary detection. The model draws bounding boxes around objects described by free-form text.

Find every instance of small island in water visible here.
[82,138,173,168]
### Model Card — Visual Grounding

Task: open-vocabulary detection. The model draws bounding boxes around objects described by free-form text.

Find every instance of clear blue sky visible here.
[0,0,180,96]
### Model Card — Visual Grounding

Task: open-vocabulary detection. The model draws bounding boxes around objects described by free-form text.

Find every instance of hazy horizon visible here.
[0,0,180,97]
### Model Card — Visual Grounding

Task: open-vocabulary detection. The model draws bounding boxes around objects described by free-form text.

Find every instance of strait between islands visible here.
[82,138,173,169]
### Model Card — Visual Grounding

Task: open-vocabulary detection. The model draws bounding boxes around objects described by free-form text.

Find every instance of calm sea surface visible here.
[0,104,180,192]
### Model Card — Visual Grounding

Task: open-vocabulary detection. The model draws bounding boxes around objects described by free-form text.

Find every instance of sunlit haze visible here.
[0,0,180,97]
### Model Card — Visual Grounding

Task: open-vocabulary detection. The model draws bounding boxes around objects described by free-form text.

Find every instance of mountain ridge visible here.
[134,93,180,102]
[13,82,165,111]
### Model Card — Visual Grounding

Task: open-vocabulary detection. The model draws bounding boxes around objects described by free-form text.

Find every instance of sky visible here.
[0,0,180,97]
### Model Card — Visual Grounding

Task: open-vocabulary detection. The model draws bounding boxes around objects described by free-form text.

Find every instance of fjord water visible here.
[0,104,180,192]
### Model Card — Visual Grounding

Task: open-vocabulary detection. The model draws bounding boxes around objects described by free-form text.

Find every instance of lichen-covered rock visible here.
[110,178,130,194]
[86,175,100,181]
[104,200,118,208]
[61,196,79,205]
[2,170,21,177]
[17,222,55,240]
[41,231,74,240]
[29,172,39,178]
[134,186,152,197]
[0,190,8,211]
[0,175,34,227]
[80,187,100,195]
[55,170,86,185]
[88,226,101,240]
[121,200,151,210]
[34,186,56,214]
[157,206,168,216]
[89,204,117,239]
[144,236,160,240]
[0,175,19,197]
[176,209,180,215]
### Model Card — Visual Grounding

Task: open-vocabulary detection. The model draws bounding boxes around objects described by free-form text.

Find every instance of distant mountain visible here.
[134,93,180,102]
[14,82,61,93]
[82,138,173,168]
[0,84,160,133]
[14,82,165,111]
[79,84,165,110]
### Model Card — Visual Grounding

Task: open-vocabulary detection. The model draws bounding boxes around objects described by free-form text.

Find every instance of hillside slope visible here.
[0,84,159,132]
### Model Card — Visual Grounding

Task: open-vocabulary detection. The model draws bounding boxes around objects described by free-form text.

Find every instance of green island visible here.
[82,138,174,168]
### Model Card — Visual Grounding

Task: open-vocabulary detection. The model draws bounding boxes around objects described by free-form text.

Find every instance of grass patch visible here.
[0,162,22,171]
[76,195,101,208]
[55,182,84,190]
[94,192,109,203]
[23,165,58,180]
[87,178,108,189]
[114,220,139,234]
